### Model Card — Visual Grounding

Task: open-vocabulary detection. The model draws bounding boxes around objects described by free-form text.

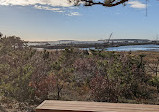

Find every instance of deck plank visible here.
[36,100,159,112]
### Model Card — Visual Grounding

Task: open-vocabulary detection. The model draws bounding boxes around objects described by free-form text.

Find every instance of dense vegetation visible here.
[0,35,159,111]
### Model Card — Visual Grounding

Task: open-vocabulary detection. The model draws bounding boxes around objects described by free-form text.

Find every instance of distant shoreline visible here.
[29,42,159,51]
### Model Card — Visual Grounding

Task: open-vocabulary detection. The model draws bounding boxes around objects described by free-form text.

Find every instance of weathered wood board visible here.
[36,100,159,112]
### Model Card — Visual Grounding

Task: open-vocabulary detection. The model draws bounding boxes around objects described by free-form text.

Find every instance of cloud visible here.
[0,0,80,16]
[66,12,80,16]
[34,5,64,12]
[128,1,146,9]
[0,0,73,7]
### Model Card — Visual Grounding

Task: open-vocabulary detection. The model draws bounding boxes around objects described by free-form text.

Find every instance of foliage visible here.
[0,35,159,105]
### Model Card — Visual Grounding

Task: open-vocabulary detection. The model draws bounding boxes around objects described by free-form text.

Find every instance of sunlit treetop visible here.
[70,0,129,7]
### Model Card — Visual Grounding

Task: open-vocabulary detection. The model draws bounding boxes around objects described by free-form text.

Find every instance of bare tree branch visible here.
[70,0,129,7]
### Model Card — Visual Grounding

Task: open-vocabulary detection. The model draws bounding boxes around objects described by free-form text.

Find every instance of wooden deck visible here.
[36,100,159,112]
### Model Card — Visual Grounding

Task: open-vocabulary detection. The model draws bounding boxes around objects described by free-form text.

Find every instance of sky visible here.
[0,0,159,41]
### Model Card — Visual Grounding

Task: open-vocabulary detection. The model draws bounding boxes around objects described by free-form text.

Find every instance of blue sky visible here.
[0,0,159,41]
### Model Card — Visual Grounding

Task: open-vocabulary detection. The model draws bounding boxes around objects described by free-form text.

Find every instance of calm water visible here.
[106,44,159,52]
[33,44,159,52]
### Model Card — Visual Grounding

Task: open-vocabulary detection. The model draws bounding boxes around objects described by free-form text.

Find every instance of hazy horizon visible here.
[25,38,154,42]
